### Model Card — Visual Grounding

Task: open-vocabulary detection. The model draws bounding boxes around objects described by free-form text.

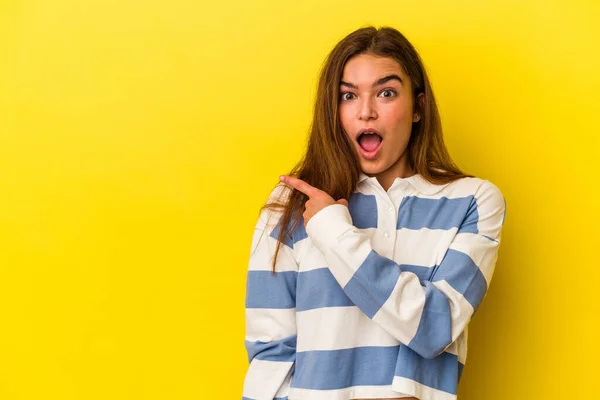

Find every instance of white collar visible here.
[358,171,451,195]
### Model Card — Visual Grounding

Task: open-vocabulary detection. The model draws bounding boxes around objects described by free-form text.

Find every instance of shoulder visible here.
[450,177,506,227]
[267,182,293,203]
[254,182,306,250]
[256,182,294,230]
[410,174,501,201]
[446,176,504,202]
[469,177,504,213]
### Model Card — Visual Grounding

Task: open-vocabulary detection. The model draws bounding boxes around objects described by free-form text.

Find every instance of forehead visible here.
[341,53,406,84]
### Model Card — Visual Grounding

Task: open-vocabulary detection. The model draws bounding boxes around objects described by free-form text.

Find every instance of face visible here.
[338,53,422,184]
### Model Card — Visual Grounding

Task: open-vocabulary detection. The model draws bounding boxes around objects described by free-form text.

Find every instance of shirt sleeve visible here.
[305,180,506,359]
[242,185,298,400]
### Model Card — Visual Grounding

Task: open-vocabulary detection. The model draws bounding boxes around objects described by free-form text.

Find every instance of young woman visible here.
[242,26,506,400]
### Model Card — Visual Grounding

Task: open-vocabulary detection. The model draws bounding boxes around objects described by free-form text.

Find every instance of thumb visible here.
[336,198,349,207]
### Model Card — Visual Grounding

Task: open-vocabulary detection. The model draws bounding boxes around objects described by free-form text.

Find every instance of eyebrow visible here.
[340,74,403,89]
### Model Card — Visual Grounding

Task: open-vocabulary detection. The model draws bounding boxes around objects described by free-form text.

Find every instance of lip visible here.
[356,128,383,160]
[357,127,382,137]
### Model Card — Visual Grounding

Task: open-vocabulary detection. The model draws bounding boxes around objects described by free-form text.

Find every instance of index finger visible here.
[280,175,321,198]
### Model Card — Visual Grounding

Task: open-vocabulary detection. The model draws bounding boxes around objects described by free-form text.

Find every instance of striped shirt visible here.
[242,172,506,400]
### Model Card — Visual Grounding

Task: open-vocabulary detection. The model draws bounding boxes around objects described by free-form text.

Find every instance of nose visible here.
[357,97,377,121]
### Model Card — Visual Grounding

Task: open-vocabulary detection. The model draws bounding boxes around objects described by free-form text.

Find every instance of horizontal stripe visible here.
[296,306,398,352]
[442,328,468,364]
[270,220,294,249]
[343,250,433,332]
[348,192,378,229]
[295,227,374,273]
[242,358,294,400]
[242,176,504,400]
[245,308,296,342]
[408,249,487,356]
[394,344,464,394]
[404,176,482,199]
[392,227,456,268]
[470,180,505,235]
[370,270,426,345]
[292,345,463,393]
[245,334,297,362]
[392,376,456,400]
[292,238,327,272]
[248,228,298,272]
[397,195,476,231]
[431,249,487,311]
[401,264,435,281]
[407,280,452,359]
[458,196,479,235]
[449,232,499,284]
[245,270,297,309]
[343,250,401,319]
[270,216,308,249]
[432,280,473,339]
[292,346,398,390]
[306,216,374,288]
[296,268,353,311]
[288,385,407,400]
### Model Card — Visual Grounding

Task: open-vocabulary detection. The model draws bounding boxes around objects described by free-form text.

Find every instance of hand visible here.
[280,175,349,228]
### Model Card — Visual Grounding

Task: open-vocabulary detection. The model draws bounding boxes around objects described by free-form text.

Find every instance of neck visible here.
[375,155,414,192]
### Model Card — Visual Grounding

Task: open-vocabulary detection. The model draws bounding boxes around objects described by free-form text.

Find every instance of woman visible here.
[242,26,506,400]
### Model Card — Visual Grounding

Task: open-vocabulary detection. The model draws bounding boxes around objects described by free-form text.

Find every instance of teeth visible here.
[359,131,381,138]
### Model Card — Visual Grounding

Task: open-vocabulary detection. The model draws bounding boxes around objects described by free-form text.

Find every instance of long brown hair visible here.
[261,26,472,271]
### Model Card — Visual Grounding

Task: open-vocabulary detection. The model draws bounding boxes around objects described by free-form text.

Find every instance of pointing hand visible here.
[280,175,349,228]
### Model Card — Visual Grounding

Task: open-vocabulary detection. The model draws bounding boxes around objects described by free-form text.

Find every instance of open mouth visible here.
[357,131,383,159]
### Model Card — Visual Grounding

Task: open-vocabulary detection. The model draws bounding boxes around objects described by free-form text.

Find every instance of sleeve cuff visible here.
[305,204,354,250]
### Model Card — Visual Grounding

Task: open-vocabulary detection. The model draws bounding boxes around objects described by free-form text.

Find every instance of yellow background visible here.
[1,0,598,398]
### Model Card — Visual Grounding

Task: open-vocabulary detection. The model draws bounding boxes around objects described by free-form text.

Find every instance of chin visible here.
[359,159,389,175]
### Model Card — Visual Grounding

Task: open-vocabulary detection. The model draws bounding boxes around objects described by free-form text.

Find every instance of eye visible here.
[379,89,397,98]
[340,92,355,101]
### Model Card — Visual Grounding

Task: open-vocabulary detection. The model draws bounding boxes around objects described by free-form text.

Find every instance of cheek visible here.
[382,102,412,125]
[339,105,354,133]
[381,103,413,153]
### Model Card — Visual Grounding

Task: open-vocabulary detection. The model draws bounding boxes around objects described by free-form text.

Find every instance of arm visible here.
[242,186,298,400]
[305,180,506,359]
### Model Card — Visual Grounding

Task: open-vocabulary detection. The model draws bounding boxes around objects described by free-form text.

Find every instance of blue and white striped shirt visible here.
[243,172,506,400]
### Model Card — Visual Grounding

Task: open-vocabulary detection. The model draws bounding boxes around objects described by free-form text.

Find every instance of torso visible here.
[279,175,485,399]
